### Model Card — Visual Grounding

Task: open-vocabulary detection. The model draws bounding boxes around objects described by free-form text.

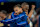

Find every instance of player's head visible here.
[21,2,29,12]
[13,4,22,14]
[0,10,7,19]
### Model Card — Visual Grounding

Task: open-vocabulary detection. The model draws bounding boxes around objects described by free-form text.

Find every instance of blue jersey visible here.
[10,11,30,27]
[0,11,30,27]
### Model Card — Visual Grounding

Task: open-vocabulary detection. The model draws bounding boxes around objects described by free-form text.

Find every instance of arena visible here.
[0,0,40,27]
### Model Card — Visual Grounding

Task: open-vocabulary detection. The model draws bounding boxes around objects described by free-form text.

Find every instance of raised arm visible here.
[0,19,14,24]
[28,5,35,18]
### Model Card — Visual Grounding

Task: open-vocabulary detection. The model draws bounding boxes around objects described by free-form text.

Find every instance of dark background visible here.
[0,2,36,13]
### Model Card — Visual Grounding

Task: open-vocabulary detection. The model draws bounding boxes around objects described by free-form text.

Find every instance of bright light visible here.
[1,2,4,5]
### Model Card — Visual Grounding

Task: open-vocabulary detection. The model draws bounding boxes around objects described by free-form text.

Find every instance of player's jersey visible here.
[0,11,30,27]
[10,11,30,27]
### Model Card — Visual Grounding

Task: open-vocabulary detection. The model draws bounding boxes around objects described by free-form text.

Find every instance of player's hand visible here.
[32,5,35,9]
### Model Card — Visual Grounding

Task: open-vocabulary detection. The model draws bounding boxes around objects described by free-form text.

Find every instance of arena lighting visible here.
[1,2,4,5]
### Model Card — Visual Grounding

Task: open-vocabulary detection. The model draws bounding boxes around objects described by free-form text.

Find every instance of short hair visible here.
[14,4,21,8]
[21,2,28,7]
[0,10,7,15]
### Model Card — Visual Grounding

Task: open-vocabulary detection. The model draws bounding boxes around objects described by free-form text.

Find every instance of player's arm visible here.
[28,5,35,18]
[0,18,16,24]
[0,14,13,23]
[0,15,18,24]
[24,14,30,24]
